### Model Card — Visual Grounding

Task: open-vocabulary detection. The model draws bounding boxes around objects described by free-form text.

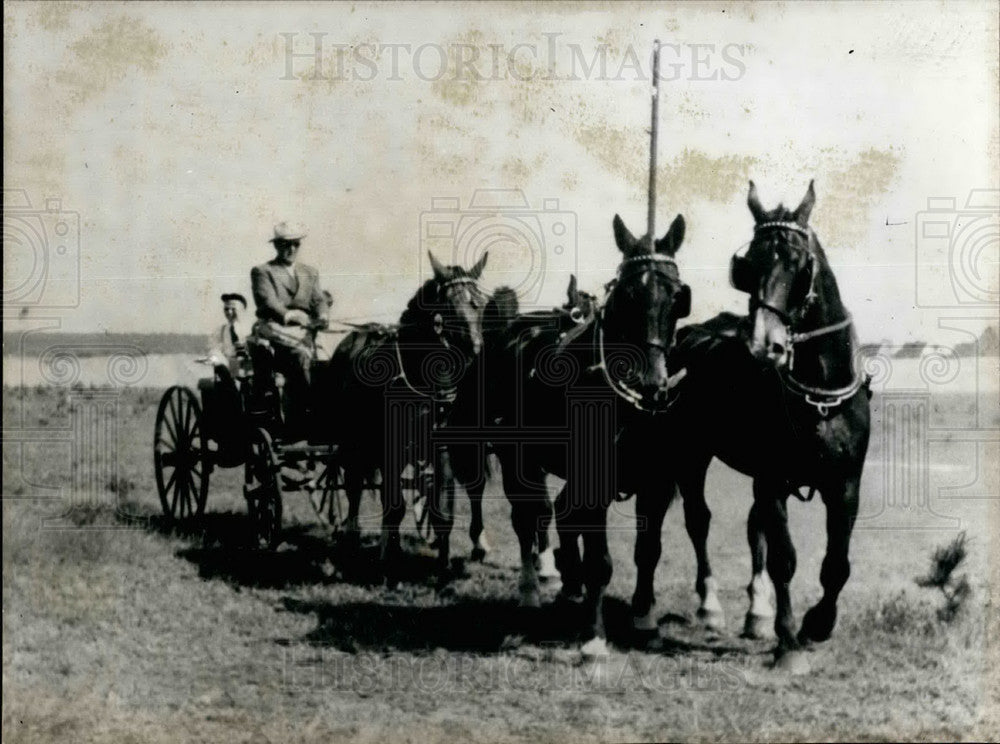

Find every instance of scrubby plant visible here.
[916,531,971,622]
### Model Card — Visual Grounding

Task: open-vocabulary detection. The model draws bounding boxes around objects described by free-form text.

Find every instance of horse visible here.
[489,214,691,655]
[450,275,601,571]
[322,251,489,584]
[635,181,871,671]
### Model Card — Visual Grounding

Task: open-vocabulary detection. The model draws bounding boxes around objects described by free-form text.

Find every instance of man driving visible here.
[250,222,329,434]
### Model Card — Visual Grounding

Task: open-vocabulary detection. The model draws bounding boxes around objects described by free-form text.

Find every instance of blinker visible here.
[674,284,691,318]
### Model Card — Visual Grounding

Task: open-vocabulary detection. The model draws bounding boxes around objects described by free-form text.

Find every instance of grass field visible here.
[3,385,998,742]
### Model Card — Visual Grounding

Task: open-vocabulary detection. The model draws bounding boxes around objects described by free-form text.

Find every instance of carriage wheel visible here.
[244,428,282,550]
[406,464,435,543]
[154,386,209,520]
[307,463,350,530]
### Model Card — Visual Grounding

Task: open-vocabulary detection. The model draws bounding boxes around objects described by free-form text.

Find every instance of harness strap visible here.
[589,319,687,413]
[392,339,457,403]
[782,369,867,416]
[789,315,854,344]
[755,221,810,237]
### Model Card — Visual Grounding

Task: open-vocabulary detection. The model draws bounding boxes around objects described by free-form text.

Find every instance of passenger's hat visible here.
[221,293,247,308]
[270,221,307,243]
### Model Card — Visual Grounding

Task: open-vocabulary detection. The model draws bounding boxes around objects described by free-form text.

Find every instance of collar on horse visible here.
[752,221,867,416]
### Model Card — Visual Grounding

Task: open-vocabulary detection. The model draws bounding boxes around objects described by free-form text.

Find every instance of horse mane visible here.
[399,278,440,329]
[484,286,520,333]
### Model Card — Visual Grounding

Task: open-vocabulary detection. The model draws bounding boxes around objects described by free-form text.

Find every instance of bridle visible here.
[590,253,689,414]
[394,274,484,404]
[734,221,866,415]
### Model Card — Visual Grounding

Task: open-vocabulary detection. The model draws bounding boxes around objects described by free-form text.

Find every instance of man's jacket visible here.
[250,259,326,323]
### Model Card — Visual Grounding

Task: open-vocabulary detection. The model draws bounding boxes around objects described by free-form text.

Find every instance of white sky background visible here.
[3,1,998,345]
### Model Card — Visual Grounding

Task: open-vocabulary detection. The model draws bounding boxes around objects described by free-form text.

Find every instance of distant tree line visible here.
[3,333,207,358]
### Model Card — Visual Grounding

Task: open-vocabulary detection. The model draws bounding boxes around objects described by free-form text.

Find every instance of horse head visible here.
[562,274,598,324]
[601,213,690,410]
[402,251,489,364]
[733,180,829,368]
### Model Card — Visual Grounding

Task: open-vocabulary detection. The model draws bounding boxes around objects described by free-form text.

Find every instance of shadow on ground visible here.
[140,511,448,590]
[133,509,763,658]
[282,594,757,656]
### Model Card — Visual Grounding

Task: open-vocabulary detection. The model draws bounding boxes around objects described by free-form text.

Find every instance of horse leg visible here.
[632,482,672,632]
[679,458,725,632]
[467,449,491,561]
[500,447,545,608]
[431,444,456,584]
[379,463,407,589]
[753,479,806,672]
[467,478,489,561]
[799,477,860,644]
[743,499,775,639]
[535,479,558,580]
[341,464,364,553]
[580,502,613,657]
[553,482,583,602]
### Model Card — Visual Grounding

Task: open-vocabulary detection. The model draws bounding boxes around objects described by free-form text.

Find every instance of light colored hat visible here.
[270,221,307,242]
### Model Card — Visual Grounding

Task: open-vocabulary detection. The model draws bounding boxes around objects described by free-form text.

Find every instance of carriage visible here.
[152,326,435,549]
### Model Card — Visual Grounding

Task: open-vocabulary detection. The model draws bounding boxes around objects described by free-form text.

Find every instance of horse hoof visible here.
[633,611,657,632]
[469,547,487,563]
[581,636,610,659]
[537,548,560,580]
[799,606,836,644]
[697,608,727,633]
[742,613,775,640]
[773,649,810,676]
[519,589,541,608]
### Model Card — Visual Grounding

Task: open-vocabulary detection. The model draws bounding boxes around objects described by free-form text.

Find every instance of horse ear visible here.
[612,214,638,255]
[567,274,578,304]
[655,214,685,256]
[794,180,816,226]
[469,251,488,280]
[428,251,448,281]
[747,180,766,223]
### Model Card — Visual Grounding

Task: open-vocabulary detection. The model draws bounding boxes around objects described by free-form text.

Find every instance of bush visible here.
[916,531,971,622]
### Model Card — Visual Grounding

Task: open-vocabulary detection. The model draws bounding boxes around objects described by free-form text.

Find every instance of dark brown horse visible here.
[446,275,601,572]
[636,182,871,671]
[490,214,691,656]
[322,252,488,584]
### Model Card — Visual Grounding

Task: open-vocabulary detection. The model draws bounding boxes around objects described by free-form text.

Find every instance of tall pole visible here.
[647,39,661,242]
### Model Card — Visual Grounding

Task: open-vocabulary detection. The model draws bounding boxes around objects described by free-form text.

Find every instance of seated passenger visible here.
[207,293,251,377]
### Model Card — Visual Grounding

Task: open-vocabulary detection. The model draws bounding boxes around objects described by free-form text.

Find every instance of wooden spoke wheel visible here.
[307,462,350,530]
[403,463,435,543]
[154,386,209,520]
[244,428,282,550]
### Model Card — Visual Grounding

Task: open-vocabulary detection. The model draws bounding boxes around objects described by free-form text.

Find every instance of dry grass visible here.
[2,387,997,742]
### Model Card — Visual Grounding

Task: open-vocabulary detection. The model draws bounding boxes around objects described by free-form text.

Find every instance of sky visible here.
[3,1,998,347]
